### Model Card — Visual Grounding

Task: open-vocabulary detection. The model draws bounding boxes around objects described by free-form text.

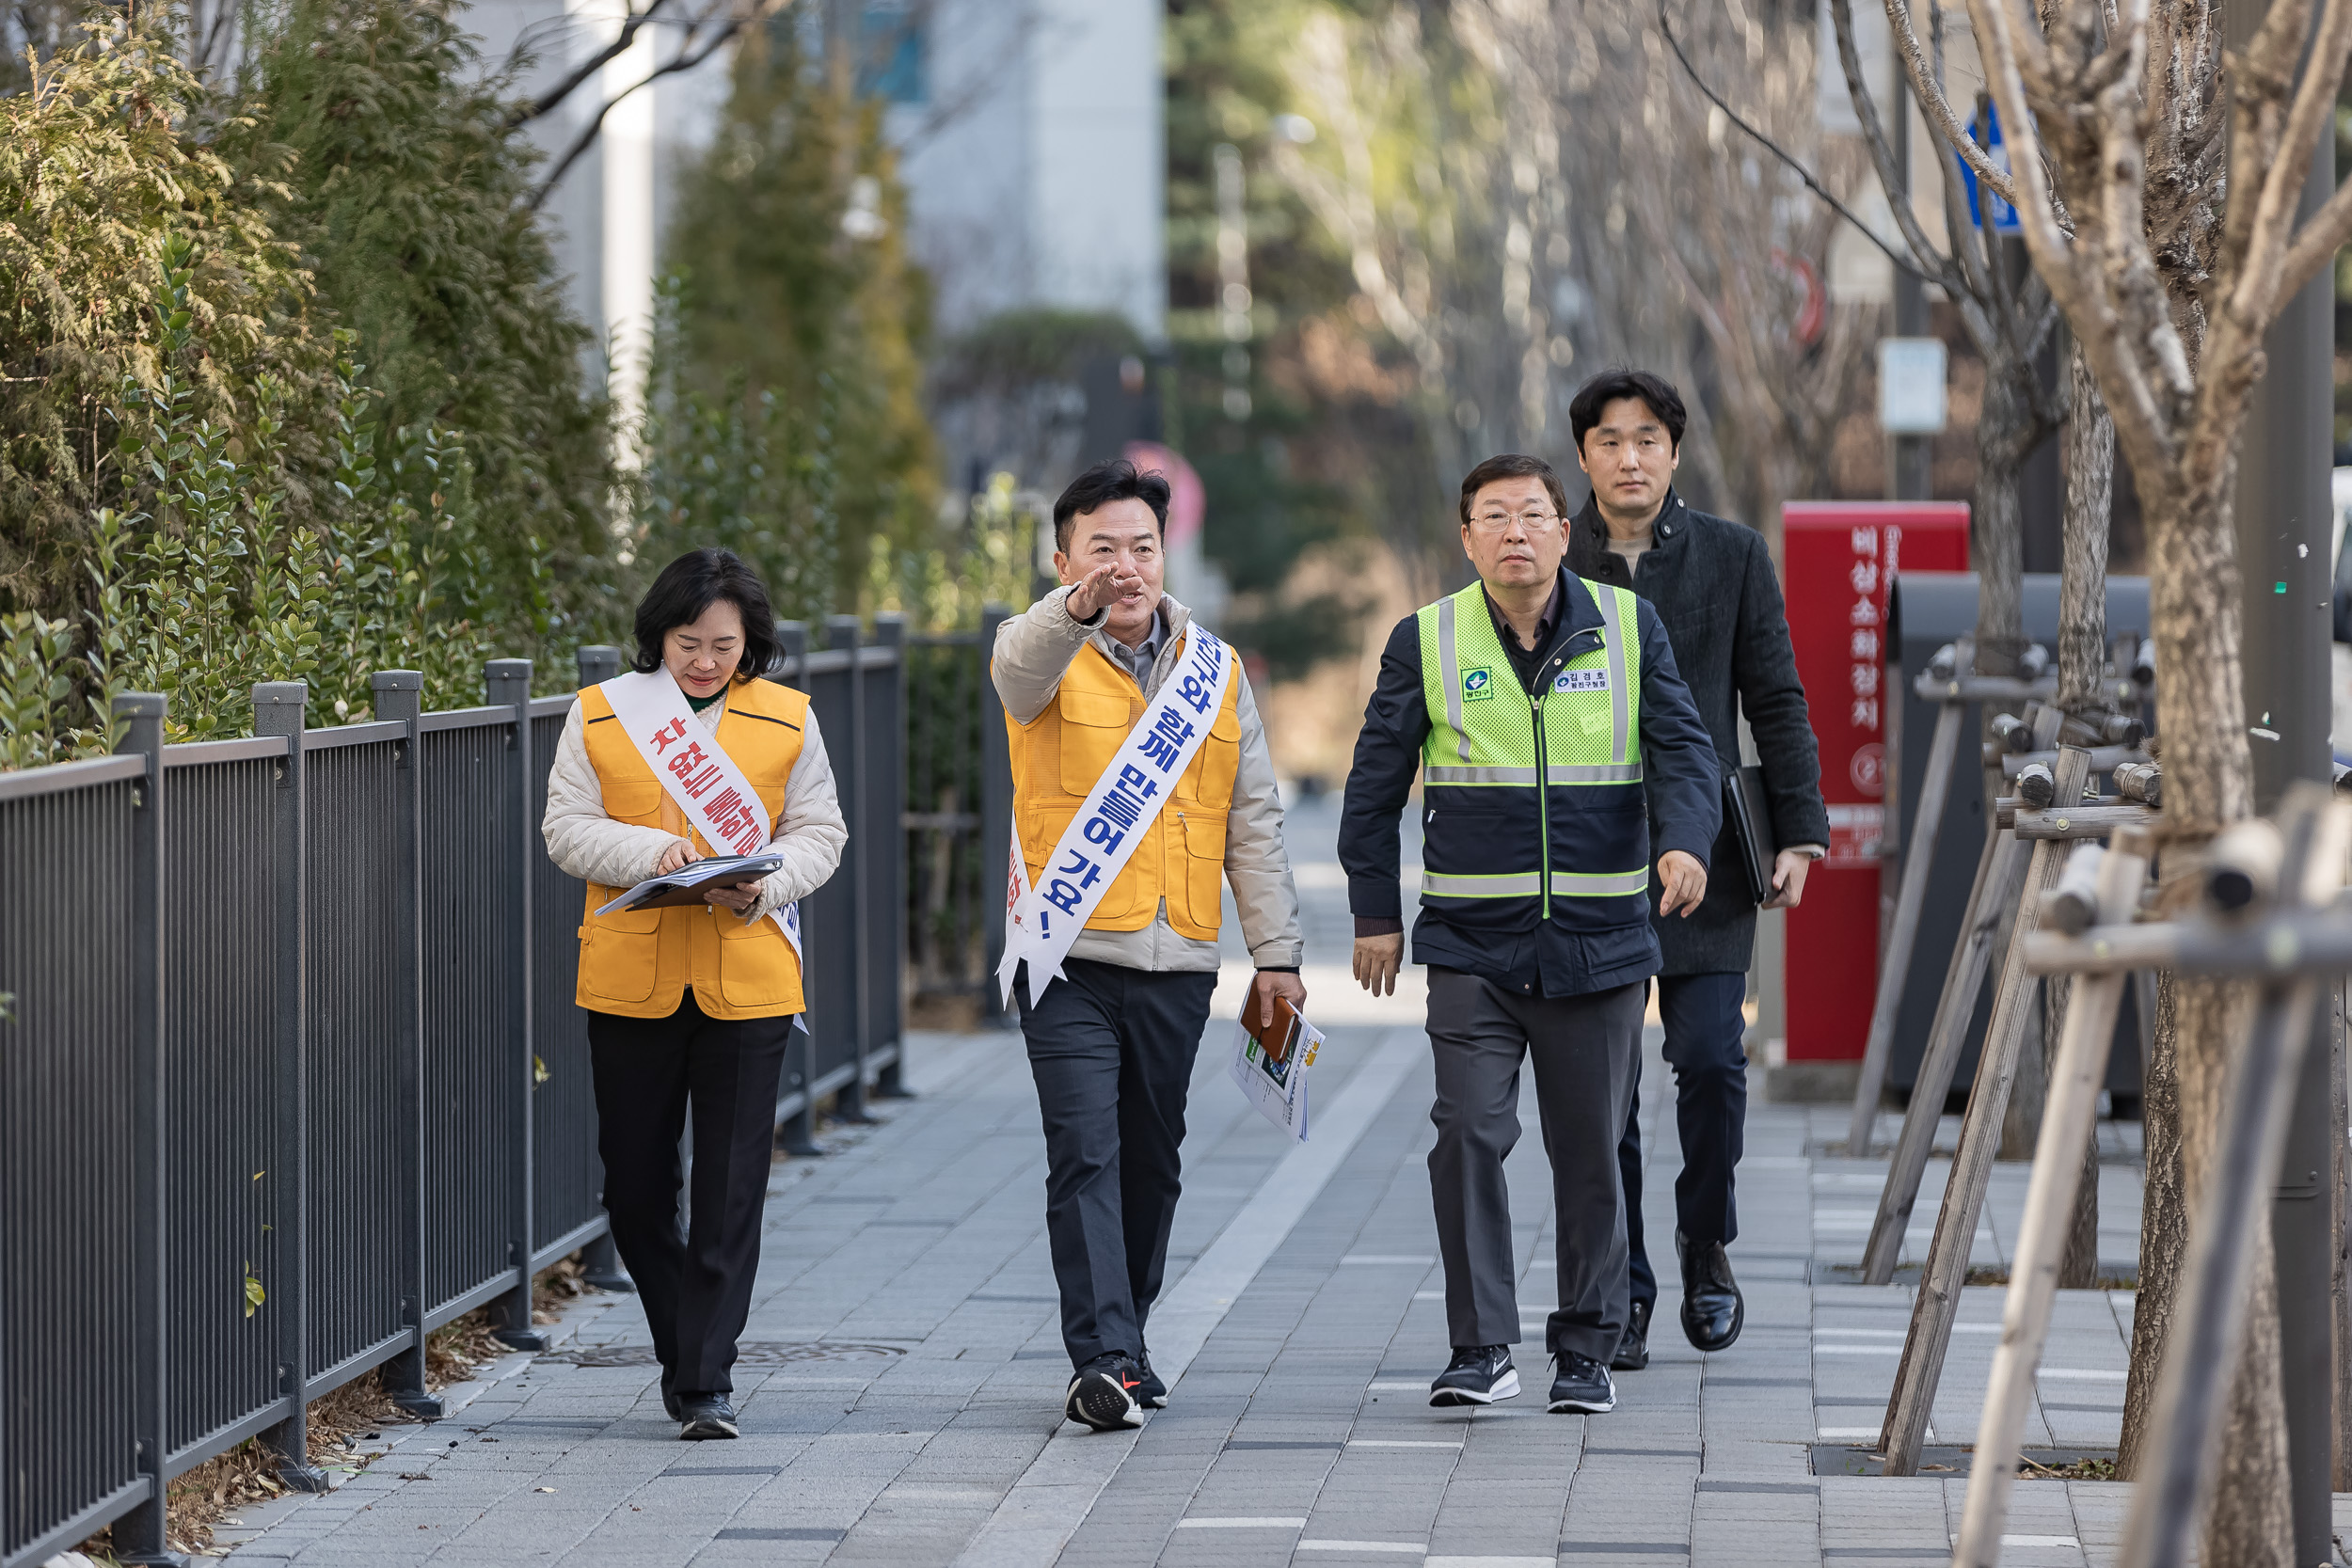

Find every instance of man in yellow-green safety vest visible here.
[1337,452,1721,1417]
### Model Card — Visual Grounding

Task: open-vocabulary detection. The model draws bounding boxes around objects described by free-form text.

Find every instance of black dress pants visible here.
[588,990,791,1396]
[1017,958,1217,1369]
[1619,971,1749,1311]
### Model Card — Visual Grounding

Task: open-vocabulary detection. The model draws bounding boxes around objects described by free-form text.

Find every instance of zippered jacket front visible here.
[1341,567,1721,1000]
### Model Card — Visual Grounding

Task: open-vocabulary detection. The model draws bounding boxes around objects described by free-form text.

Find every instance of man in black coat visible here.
[1563,371,1830,1368]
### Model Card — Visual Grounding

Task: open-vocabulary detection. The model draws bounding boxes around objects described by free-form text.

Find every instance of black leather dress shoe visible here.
[1611,1298,1652,1371]
[1677,1230,1743,1352]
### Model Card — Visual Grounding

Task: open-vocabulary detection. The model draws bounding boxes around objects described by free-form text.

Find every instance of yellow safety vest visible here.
[575,678,808,1020]
[1004,635,1244,941]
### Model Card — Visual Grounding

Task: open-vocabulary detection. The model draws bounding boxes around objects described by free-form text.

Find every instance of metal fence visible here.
[0,638,906,1567]
[903,605,1012,1020]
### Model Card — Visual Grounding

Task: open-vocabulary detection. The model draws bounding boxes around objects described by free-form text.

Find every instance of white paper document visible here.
[1229,1003,1324,1142]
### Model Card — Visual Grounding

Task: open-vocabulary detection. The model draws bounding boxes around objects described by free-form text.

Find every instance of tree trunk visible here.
[1971,362,2031,677]
[2002,979,2048,1159]
[2128,481,2280,1559]
[2057,341,2114,713]
[2122,969,2184,1477]
[2173,974,2294,1567]
[2032,342,2114,1284]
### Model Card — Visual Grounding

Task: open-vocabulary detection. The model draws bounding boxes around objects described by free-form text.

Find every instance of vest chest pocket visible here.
[1057,688,1135,796]
[1180,706,1243,808]
[598,779,665,826]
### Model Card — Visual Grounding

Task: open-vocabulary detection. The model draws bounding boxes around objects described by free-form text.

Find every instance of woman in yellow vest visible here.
[543,548,846,1440]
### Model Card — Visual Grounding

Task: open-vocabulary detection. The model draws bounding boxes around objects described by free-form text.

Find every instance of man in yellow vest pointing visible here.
[1339,453,1721,1416]
[994,457,1305,1433]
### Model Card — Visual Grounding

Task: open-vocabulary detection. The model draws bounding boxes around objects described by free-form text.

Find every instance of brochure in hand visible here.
[1228,992,1323,1142]
[593,852,785,916]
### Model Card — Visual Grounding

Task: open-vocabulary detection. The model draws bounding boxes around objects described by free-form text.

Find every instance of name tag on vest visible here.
[1551,668,1609,694]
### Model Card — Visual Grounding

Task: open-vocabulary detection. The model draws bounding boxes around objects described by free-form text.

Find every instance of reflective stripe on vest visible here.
[1414,578,1647,911]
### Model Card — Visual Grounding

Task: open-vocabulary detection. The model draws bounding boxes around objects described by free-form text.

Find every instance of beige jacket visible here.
[993,586,1303,974]
[541,686,848,924]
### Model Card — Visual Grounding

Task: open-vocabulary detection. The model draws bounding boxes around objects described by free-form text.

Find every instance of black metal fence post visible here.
[871,613,912,1098]
[485,660,547,1352]
[569,647,631,1294]
[826,614,875,1122]
[250,684,327,1491]
[110,693,182,1568]
[977,602,1012,1026]
[770,621,822,1156]
[370,672,442,1419]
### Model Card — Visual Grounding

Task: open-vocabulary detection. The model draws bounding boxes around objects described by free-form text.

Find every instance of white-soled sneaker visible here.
[1065,1354,1145,1431]
[1430,1344,1519,1406]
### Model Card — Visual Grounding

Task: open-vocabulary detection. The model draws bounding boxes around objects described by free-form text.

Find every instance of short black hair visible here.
[1053,458,1171,552]
[630,547,783,683]
[1568,369,1688,452]
[1458,453,1569,529]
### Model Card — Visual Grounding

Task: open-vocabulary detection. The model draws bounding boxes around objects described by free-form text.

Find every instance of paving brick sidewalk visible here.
[213,796,2347,1567]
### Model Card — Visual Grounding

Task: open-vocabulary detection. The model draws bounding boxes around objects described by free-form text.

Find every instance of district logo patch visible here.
[1552,668,1609,694]
[1461,666,1495,703]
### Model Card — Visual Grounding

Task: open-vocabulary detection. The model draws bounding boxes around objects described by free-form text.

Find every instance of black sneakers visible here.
[1547,1352,1616,1414]
[1065,1353,1145,1431]
[1136,1348,1168,1409]
[1611,1298,1652,1372]
[1429,1344,1519,1406]
[1676,1231,1744,1353]
[677,1395,739,1439]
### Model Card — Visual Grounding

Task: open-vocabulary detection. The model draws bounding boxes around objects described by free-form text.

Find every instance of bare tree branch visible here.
[1825,0,1978,284]
[1961,0,2180,477]
[2217,0,2352,334]
[505,0,679,131]
[1657,0,1936,281]
[524,7,758,212]
[1883,0,2023,205]
[2278,160,2352,300]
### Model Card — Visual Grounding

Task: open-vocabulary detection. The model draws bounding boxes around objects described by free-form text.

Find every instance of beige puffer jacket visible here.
[992,586,1303,974]
[541,685,847,925]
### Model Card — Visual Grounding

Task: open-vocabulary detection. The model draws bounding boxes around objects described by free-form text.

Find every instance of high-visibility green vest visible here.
[1414,577,1649,932]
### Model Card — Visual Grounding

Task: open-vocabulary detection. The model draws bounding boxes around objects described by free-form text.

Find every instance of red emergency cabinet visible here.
[1779,502,1970,1061]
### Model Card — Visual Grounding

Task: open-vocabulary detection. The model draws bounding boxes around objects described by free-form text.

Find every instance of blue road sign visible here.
[1959,105,2021,234]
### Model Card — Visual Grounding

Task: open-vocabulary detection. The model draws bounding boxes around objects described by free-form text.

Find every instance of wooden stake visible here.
[1950,829,2151,1563]
[1879,744,2095,1473]
[1861,800,2028,1285]
[1850,699,1965,1156]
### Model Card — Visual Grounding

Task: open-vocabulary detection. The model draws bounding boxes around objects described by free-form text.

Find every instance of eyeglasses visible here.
[1468,509,1562,534]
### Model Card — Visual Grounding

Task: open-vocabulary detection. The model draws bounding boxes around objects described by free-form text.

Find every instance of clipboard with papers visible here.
[1229,992,1324,1141]
[592,852,785,915]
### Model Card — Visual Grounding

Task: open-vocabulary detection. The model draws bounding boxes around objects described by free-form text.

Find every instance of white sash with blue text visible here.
[601,669,804,968]
[997,627,1235,1006]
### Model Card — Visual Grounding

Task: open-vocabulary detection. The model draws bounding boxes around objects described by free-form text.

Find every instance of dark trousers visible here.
[1425,968,1645,1363]
[1621,971,1749,1310]
[588,991,791,1396]
[1017,958,1217,1369]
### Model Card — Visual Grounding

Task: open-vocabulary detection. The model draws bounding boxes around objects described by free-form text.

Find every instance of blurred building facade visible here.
[467,2,1165,413]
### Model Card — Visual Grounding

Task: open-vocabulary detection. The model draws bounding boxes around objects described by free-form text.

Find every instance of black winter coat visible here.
[1567,489,1830,976]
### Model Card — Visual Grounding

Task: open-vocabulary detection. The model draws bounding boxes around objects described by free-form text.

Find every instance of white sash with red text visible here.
[997,627,1234,1006]
[601,670,803,968]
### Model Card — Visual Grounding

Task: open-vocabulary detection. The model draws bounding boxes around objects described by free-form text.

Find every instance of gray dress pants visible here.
[1426,967,1645,1363]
